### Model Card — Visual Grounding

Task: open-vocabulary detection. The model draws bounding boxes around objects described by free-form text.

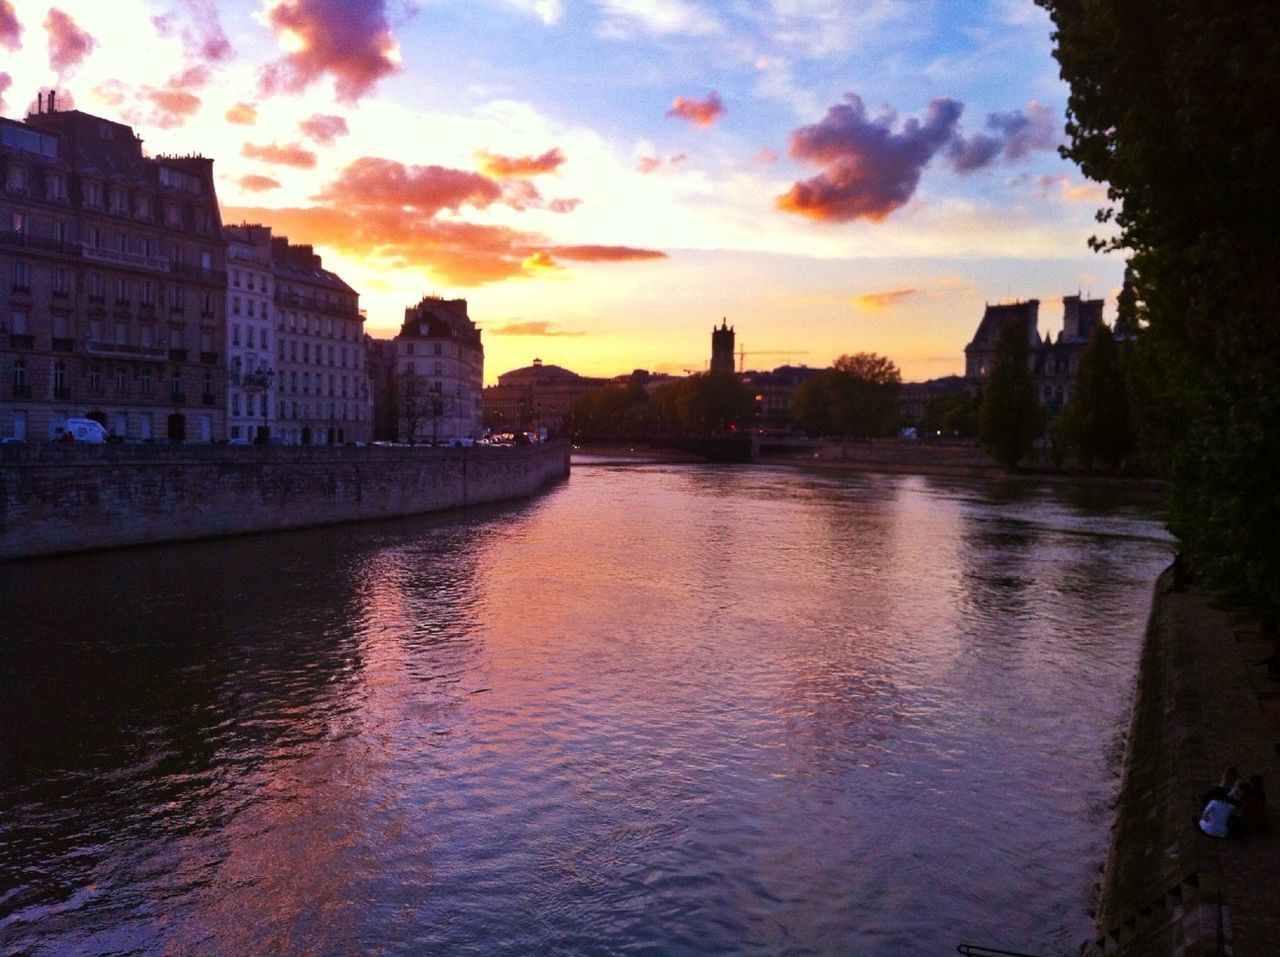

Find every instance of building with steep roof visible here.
[394,297,483,443]
[2,93,227,442]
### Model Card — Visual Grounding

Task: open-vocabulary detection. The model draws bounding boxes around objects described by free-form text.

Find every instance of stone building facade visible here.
[224,224,275,442]
[482,358,606,434]
[271,238,370,445]
[2,95,227,442]
[394,297,484,444]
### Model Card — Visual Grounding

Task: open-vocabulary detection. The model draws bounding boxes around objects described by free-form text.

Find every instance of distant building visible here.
[739,364,821,430]
[710,319,735,374]
[395,296,483,443]
[2,93,228,442]
[365,335,398,441]
[963,294,1109,412]
[272,238,369,445]
[897,375,968,424]
[224,223,275,442]
[482,358,606,433]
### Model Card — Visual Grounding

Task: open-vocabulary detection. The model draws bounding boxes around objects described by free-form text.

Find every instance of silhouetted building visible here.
[897,375,968,423]
[739,364,821,429]
[710,319,735,374]
[483,358,606,433]
[2,92,228,442]
[963,294,1109,412]
[395,296,483,443]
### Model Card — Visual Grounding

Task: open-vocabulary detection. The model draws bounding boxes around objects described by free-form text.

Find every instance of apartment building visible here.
[394,297,484,444]
[224,224,276,442]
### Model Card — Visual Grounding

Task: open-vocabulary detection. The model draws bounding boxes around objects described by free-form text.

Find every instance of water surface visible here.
[0,463,1172,955]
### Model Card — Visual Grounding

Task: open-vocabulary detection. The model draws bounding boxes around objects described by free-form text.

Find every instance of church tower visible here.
[710,319,735,374]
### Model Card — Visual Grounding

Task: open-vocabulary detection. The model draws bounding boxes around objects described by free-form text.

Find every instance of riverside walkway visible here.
[1090,570,1280,955]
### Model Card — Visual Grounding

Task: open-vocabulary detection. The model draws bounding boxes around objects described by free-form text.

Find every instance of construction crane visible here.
[738,346,809,373]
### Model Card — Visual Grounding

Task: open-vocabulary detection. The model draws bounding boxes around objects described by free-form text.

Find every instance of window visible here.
[89,366,102,392]
[170,372,183,399]
[169,287,184,313]
[87,225,102,248]
[232,296,240,315]
[53,221,68,245]
[140,281,155,305]
[12,261,30,290]
[165,203,182,227]
[140,325,154,347]
[5,163,26,192]
[233,324,241,347]
[136,194,152,219]
[46,172,67,201]
[115,322,128,345]
[53,267,69,296]
[11,212,26,234]
[12,358,27,392]
[84,180,103,207]
[89,319,102,340]
[12,310,27,334]
[53,362,67,396]
[110,188,128,214]
[114,367,126,393]
[116,277,129,303]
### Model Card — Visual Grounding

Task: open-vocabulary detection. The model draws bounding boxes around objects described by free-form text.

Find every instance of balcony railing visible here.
[82,244,171,273]
[84,340,167,360]
[168,348,189,362]
[51,337,74,352]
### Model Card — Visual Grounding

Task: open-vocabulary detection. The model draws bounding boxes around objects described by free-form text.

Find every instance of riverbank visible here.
[1090,571,1280,955]
[0,440,570,561]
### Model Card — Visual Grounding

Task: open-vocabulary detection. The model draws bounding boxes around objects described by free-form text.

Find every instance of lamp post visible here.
[250,366,275,443]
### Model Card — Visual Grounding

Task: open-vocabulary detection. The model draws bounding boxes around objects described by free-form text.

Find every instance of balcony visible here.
[84,340,167,360]
[51,337,74,352]
[169,261,227,284]
[9,334,35,349]
[0,232,73,255]
[82,244,171,273]
[168,348,189,362]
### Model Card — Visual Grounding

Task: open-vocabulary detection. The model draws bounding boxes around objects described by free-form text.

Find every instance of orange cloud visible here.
[1,0,21,51]
[545,245,667,262]
[259,0,399,103]
[139,87,202,128]
[313,157,501,214]
[45,8,96,76]
[854,288,918,311]
[487,321,585,337]
[242,141,318,168]
[548,197,581,214]
[226,101,258,124]
[1037,173,1107,204]
[236,174,282,192]
[476,147,566,178]
[521,251,563,272]
[299,113,349,145]
[666,91,725,128]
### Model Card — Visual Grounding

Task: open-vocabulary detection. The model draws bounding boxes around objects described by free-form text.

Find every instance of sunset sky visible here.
[0,0,1124,383]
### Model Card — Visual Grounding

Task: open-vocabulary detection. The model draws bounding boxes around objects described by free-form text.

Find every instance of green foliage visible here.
[1059,324,1133,471]
[566,374,754,439]
[920,390,979,438]
[978,322,1043,468]
[791,352,901,438]
[1038,0,1280,613]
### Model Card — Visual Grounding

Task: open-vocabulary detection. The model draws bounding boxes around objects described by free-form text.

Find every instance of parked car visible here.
[53,418,109,444]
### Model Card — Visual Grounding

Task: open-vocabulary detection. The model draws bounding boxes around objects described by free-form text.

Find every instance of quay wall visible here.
[0,440,570,561]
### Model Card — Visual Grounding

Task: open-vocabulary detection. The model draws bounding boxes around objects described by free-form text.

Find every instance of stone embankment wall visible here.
[0,440,570,561]
[1088,571,1280,955]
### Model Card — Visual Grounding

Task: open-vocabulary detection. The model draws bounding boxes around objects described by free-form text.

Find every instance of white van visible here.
[56,418,110,443]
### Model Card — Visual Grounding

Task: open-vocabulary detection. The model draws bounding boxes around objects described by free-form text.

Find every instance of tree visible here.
[920,390,979,438]
[978,321,1043,468]
[1060,324,1133,471]
[1037,1,1280,613]
[792,352,901,438]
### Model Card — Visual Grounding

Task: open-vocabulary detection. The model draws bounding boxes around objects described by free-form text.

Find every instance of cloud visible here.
[548,198,582,214]
[752,148,779,165]
[544,245,668,262]
[45,8,96,76]
[226,102,258,124]
[152,0,231,63]
[0,72,10,112]
[242,141,319,168]
[635,152,688,173]
[502,0,564,26]
[299,113,349,145]
[595,0,721,38]
[258,0,400,103]
[666,91,725,128]
[476,147,566,178]
[236,174,283,192]
[487,320,585,337]
[854,288,918,311]
[138,87,203,128]
[777,93,963,222]
[314,157,501,214]
[1,0,21,51]
[1035,173,1107,204]
[948,101,1060,173]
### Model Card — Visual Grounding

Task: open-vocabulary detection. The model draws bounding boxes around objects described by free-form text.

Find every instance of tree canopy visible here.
[1037,0,1280,612]
[1060,323,1133,471]
[977,322,1043,468]
[791,352,901,438]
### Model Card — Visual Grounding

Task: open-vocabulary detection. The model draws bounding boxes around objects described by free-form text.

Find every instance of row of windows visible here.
[9,261,219,311]
[277,337,362,370]
[231,268,270,293]
[10,359,214,396]
[5,163,209,230]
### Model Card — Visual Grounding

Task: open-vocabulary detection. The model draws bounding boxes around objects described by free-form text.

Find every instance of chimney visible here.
[37,92,44,113]
[49,90,56,112]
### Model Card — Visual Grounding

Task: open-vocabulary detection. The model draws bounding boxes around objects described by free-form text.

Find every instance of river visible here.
[0,460,1172,956]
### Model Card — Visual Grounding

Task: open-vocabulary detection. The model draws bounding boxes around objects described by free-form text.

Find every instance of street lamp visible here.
[249,366,275,443]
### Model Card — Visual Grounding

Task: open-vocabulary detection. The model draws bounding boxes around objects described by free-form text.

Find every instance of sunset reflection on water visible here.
[0,464,1171,956]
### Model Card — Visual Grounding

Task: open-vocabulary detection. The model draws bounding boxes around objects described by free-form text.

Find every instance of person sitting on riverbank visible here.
[1196,790,1240,838]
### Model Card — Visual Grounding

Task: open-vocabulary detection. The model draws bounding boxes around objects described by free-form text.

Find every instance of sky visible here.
[0,0,1125,383]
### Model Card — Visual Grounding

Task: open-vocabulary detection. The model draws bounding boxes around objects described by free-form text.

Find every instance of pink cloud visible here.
[548,198,581,214]
[635,153,688,174]
[242,141,318,168]
[1,0,21,51]
[545,245,667,262]
[45,8,96,76]
[314,157,501,214]
[487,321,585,337]
[666,91,725,128]
[0,72,11,112]
[139,87,203,128]
[152,0,231,64]
[258,0,399,103]
[237,174,283,192]
[778,93,962,222]
[226,102,258,125]
[477,147,566,178]
[299,113,349,145]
